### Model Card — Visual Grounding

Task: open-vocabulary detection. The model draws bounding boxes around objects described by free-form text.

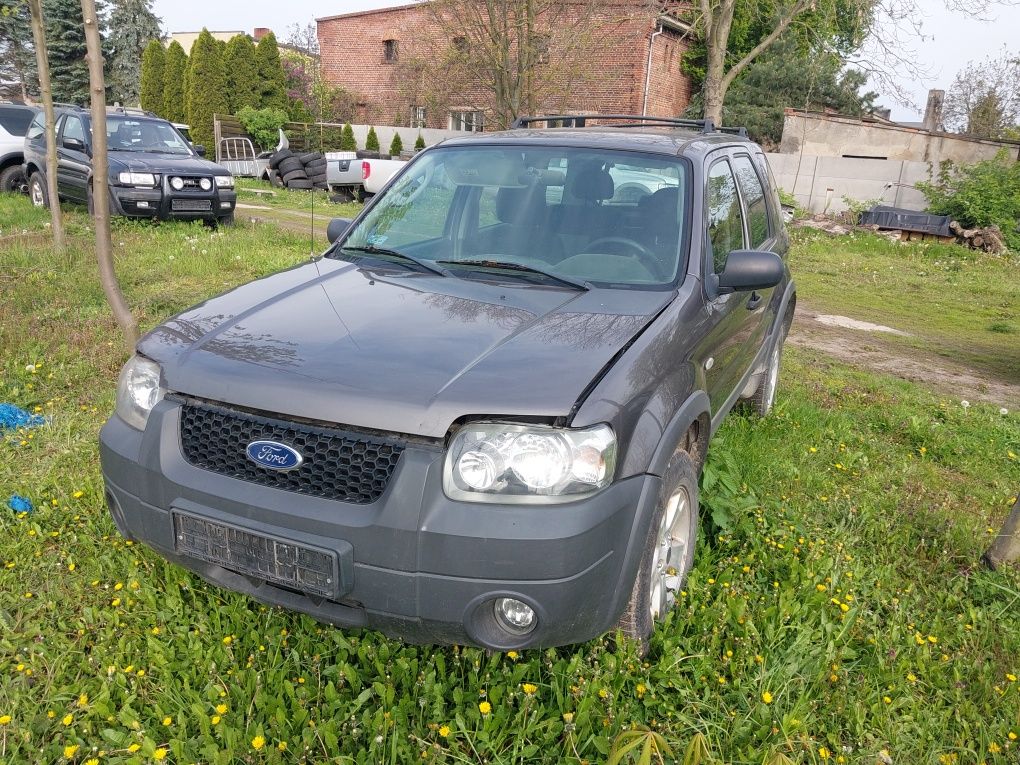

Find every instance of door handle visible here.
[746,291,762,310]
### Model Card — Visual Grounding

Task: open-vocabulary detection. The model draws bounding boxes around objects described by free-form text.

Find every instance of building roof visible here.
[316,2,421,23]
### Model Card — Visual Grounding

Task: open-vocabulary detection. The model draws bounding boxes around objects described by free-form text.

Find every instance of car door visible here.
[698,152,752,414]
[56,114,90,204]
[729,153,779,379]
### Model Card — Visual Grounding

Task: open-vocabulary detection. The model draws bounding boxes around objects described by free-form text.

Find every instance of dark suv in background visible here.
[100,115,796,653]
[23,106,236,225]
[0,102,39,194]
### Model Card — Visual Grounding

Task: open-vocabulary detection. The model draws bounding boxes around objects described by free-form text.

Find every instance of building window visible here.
[453,36,468,53]
[383,39,398,62]
[449,110,484,132]
[412,106,426,129]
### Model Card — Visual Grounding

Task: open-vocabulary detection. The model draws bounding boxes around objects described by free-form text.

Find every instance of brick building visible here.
[316,1,693,131]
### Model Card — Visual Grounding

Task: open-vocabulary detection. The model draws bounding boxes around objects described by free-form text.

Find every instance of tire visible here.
[269,148,293,169]
[330,188,355,204]
[269,170,285,188]
[28,171,48,208]
[746,328,788,417]
[307,172,327,184]
[277,156,304,175]
[282,168,308,183]
[313,181,329,190]
[355,150,380,159]
[87,182,94,216]
[0,164,27,194]
[287,179,313,190]
[616,449,699,655]
[217,212,235,227]
[303,159,327,174]
[298,151,323,164]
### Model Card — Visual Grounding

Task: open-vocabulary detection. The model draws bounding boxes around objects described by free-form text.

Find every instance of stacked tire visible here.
[267,149,328,191]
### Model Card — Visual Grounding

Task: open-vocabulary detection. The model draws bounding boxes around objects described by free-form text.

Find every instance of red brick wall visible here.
[317,1,694,129]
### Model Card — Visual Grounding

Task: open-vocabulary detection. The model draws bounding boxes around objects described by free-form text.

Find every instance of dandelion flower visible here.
[153,748,167,760]
[439,724,451,738]
[162,716,172,726]
[127,744,141,753]
[883,695,892,704]
[819,747,831,760]
[562,712,574,723]
[252,735,266,750]
[816,584,827,592]
[211,715,221,725]
[77,694,88,707]
[989,743,1001,754]
[215,704,227,714]
[636,683,647,698]
[64,744,79,758]
[478,701,491,715]
[277,741,288,751]
[522,683,537,695]
[62,714,73,726]
[222,636,233,646]
[762,691,773,704]
[85,759,99,765]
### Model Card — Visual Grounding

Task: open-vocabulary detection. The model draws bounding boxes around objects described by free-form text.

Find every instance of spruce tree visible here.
[340,122,356,151]
[254,31,288,111]
[0,1,38,101]
[139,39,165,113]
[43,0,93,103]
[162,40,187,122]
[223,34,257,114]
[365,126,379,152]
[106,0,161,105]
[185,29,227,151]
[388,132,403,156]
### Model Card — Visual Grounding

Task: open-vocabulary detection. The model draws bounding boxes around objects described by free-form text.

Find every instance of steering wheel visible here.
[582,236,665,280]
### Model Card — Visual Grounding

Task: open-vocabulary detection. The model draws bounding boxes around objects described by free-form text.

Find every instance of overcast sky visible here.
[151,0,1020,122]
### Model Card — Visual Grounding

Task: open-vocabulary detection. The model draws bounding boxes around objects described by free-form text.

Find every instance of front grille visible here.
[171,175,207,189]
[171,198,212,211]
[179,401,404,504]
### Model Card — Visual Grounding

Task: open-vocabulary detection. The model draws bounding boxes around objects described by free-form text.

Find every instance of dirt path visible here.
[790,304,1020,409]
[236,202,331,240]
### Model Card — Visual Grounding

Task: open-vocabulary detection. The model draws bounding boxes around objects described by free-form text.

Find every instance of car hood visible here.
[139,259,673,437]
[108,152,224,175]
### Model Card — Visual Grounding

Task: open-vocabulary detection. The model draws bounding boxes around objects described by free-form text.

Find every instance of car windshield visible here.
[336,146,689,287]
[105,116,192,155]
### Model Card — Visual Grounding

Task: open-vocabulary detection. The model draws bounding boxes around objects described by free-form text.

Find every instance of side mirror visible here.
[63,136,86,152]
[327,217,353,244]
[193,144,206,156]
[717,250,784,292]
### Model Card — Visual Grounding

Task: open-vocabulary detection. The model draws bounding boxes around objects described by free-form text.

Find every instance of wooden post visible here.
[26,0,66,252]
[81,0,139,352]
[983,496,1020,570]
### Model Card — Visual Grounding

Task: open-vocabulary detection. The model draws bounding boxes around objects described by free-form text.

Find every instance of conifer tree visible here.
[106,0,161,105]
[185,29,227,150]
[340,122,356,151]
[139,39,165,113]
[414,133,426,150]
[162,40,187,122]
[388,132,402,156]
[254,31,287,110]
[0,1,38,101]
[223,34,258,113]
[43,0,93,103]
[365,125,379,152]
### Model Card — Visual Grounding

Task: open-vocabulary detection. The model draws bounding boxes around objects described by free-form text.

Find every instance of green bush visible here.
[237,107,290,151]
[365,126,380,152]
[389,132,403,156]
[414,133,425,150]
[917,151,1020,250]
[185,29,228,153]
[139,40,165,116]
[340,123,357,151]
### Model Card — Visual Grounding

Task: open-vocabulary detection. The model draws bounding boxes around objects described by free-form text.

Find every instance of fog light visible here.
[137,201,150,208]
[494,597,536,634]
[220,201,231,208]
[170,176,184,190]
[199,177,212,191]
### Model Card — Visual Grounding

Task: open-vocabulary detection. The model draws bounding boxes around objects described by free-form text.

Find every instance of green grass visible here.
[235,177,361,216]
[1,194,1019,763]
[788,229,1020,381]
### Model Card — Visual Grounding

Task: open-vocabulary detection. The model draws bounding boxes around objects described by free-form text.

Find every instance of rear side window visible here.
[0,107,36,137]
[706,160,745,274]
[732,155,770,248]
[25,112,45,141]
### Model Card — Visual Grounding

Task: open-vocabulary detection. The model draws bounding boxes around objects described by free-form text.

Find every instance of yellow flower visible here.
[136,669,145,677]
[816,584,827,592]
[598,688,609,698]
[762,691,773,704]
[150,627,160,636]
[907,673,918,682]
[77,694,88,707]
[251,735,266,750]
[162,716,172,726]
[478,701,491,715]
[819,747,831,760]
[64,745,79,758]
[153,748,167,760]
[506,650,519,660]
[1007,673,1017,682]
[211,715,221,725]
[0,715,12,725]
[439,724,451,737]
[1008,732,1017,741]
[883,696,892,704]
[113,582,123,591]
[563,712,574,723]
[68,563,76,571]
[62,714,73,726]
[277,741,288,751]
[215,704,227,714]
[522,683,537,695]
[988,743,1002,754]
[85,759,99,765]
[127,744,141,753]
[222,636,233,646]
[636,683,647,698]
[111,598,121,607]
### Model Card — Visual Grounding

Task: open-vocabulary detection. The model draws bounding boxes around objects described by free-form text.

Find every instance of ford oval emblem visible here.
[246,440,303,471]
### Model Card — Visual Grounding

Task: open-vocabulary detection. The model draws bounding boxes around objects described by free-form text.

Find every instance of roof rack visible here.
[510,114,748,137]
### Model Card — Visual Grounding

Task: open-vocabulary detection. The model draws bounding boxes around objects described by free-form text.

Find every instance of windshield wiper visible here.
[340,244,451,277]
[438,259,590,291]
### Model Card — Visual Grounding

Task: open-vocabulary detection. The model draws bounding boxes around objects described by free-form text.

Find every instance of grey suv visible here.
[100,115,796,651]
[0,103,38,194]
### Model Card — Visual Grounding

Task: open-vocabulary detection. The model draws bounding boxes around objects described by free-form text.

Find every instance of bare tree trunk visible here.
[81,0,139,352]
[983,495,1020,570]
[26,0,66,252]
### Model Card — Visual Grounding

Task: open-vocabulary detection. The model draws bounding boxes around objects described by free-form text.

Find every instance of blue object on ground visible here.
[7,495,33,513]
[0,403,45,430]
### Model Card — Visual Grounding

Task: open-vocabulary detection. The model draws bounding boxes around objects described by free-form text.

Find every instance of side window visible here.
[25,112,45,141]
[61,115,84,145]
[706,160,745,274]
[0,108,35,137]
[731,155,770,248]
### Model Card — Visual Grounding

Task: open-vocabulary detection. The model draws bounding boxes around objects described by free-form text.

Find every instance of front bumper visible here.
[99,400,660,649]
[109,185,236,221]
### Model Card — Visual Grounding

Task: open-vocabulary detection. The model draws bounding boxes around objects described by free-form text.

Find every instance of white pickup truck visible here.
[326,152,406,202]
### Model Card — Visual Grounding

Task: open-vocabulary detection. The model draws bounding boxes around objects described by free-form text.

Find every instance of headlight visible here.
[117,172,157,187]
[169,176,184,190]
[115,355,164,430]
[214,175,234,188]
[444,423,616,502]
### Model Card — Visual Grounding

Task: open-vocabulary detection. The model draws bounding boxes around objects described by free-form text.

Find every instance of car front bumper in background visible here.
[109,186,236,221]
[99,399,659,649]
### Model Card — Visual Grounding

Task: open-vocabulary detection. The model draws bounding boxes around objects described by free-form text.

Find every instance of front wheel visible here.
[616,450,699,654]
[28,172,48,208]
